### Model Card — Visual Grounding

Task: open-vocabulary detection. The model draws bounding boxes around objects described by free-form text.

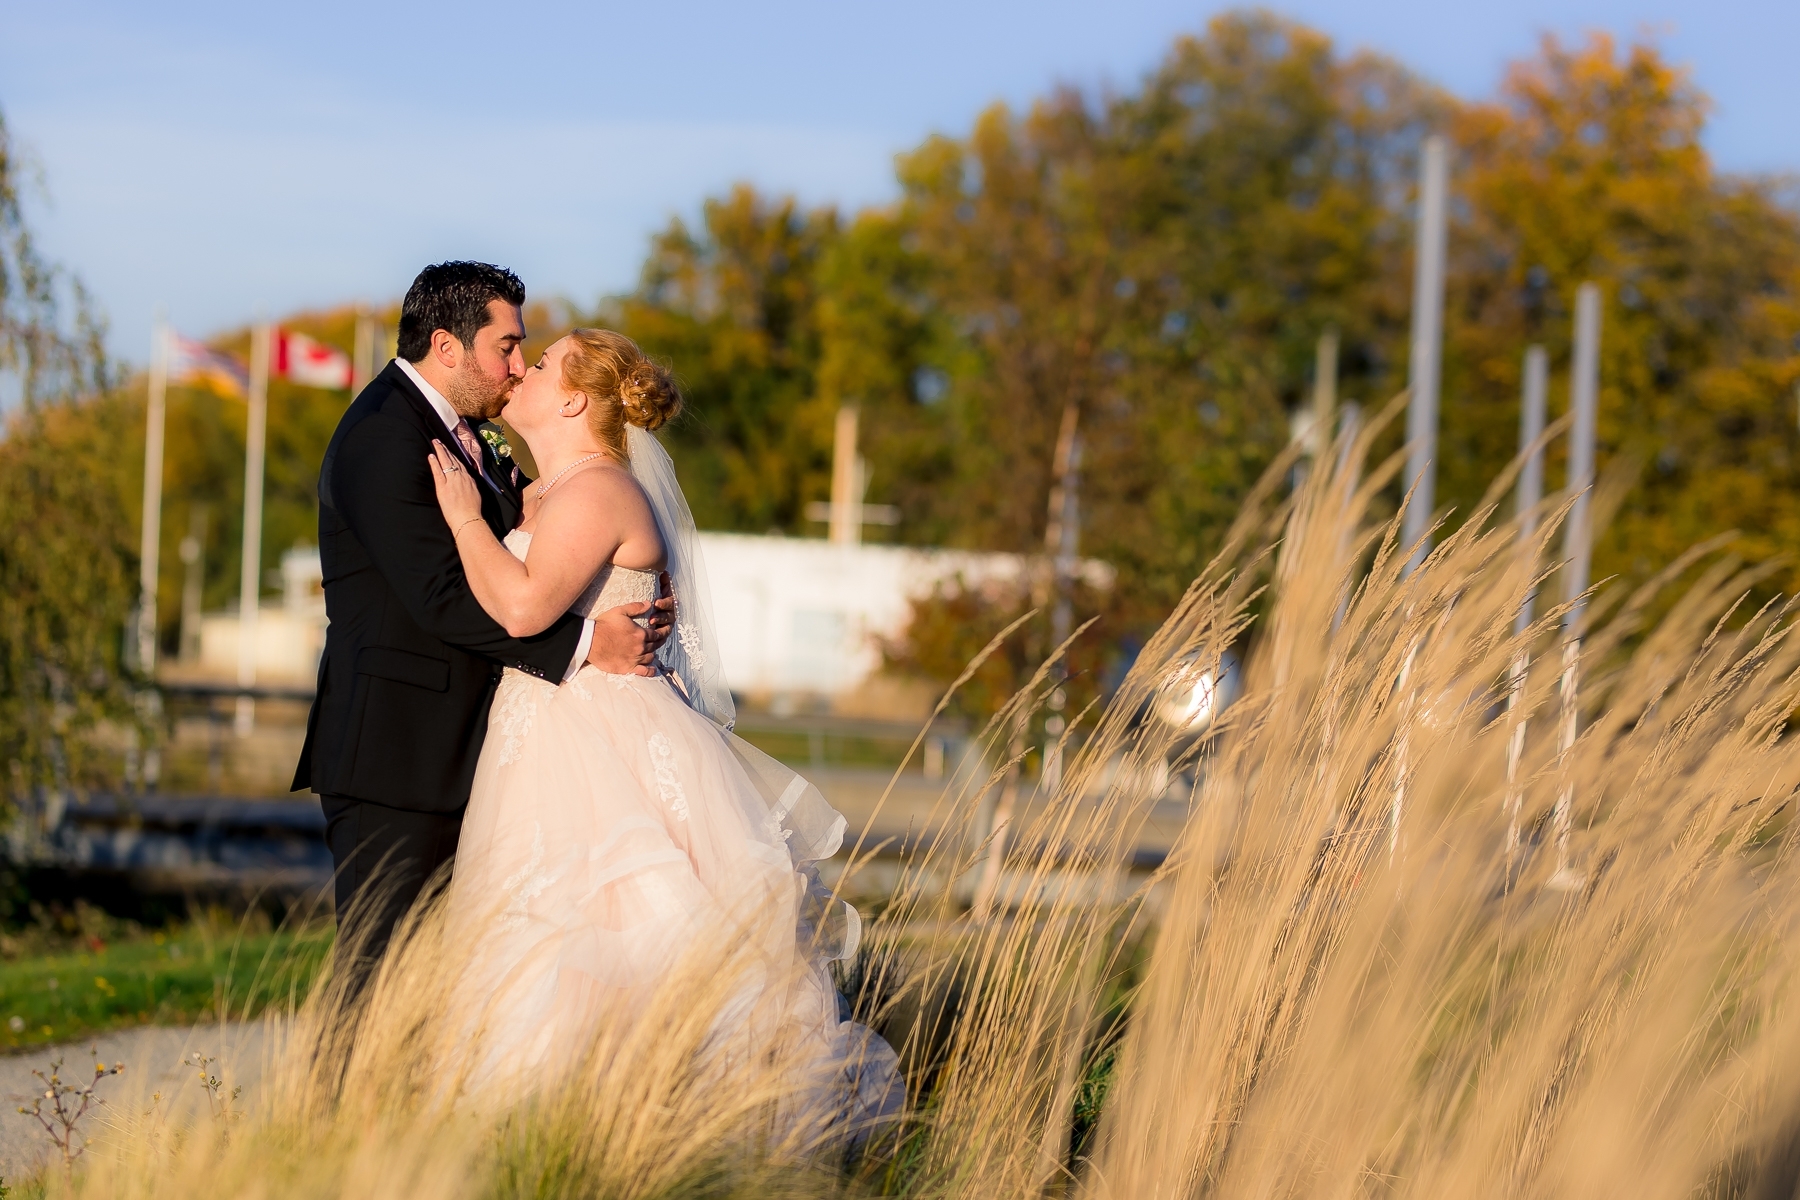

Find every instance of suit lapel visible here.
[386,364,514,533]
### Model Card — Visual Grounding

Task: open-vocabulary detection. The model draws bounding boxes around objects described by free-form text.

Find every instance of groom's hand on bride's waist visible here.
[586,587,676,676]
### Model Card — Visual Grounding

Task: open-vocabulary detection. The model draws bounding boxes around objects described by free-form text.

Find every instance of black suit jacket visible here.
[290,361,583,812]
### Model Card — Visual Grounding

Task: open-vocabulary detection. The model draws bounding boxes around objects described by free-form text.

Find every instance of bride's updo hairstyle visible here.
[560,328,683,462]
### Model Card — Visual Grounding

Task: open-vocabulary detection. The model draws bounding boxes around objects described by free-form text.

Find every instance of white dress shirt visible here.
[394,358,594,680]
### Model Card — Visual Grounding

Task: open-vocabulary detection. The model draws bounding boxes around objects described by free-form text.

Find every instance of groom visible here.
[291,261,673,979]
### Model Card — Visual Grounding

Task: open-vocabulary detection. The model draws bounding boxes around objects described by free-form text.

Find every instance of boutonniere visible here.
[479,426,514,459]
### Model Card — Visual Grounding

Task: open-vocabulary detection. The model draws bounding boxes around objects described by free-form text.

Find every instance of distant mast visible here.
[235,321,271,736]
[137,318,169,675]
[1402,135,1450,574]
[1550,283,1602,883]
[1562,284,1602,634]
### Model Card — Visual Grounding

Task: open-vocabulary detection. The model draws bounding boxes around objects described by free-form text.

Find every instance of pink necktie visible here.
[452,422,498,491]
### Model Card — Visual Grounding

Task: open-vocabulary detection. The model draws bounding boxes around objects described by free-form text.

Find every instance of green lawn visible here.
[0,924,331,1053]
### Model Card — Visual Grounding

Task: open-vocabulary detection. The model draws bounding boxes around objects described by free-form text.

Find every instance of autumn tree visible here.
[986,12,1443,615]
[608,185,842,534]
[877,13,1447,713]
[811,210,960,546]
[1445,33,1800,598]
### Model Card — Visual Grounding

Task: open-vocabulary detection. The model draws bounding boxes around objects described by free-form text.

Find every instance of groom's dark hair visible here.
[398,261,526,362]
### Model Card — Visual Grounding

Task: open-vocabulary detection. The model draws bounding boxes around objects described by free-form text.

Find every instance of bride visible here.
[424,327,898,1131]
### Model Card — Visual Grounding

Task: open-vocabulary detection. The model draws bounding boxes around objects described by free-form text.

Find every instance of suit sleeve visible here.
[331,411,583,680]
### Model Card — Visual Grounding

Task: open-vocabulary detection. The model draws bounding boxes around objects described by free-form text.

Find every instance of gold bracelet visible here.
[454,517,485,540]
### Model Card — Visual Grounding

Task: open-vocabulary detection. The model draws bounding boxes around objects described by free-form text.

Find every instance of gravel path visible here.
[0,1023,268,1182]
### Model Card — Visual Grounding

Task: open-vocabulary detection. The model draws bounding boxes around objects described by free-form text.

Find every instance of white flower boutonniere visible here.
[479,427,514,459]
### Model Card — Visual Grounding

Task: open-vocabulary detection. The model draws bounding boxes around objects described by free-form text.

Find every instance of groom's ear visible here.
[430,327,466,370]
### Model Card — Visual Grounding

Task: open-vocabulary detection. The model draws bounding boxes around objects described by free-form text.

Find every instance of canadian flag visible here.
[274,329,353,389]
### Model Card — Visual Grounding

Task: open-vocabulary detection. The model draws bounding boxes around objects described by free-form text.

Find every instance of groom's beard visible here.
[445,358,518,421]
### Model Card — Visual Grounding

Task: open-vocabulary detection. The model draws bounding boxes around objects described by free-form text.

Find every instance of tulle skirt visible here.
[443,664,899,1132]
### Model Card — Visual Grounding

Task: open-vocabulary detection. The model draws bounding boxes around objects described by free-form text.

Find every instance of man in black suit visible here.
[291,261,672,982]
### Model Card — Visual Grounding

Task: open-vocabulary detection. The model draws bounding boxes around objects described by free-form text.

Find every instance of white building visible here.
[186,536,1112,709]
[191,547,327,683]
[699,533,1111,706]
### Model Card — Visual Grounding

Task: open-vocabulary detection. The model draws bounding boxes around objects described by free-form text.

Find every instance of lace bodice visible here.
[502,529,660,620]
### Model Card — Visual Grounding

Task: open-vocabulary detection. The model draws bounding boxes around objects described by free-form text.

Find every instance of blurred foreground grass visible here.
[0,916,329,1052]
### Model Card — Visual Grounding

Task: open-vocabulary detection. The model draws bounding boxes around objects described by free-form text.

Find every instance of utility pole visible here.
[828,404,862,547]
[1287,327,1339,498]
[812,402,898,540]
[235,322,271,737]
[1402,135,1450,575]
[1552,284,1601,883]
[1503,344,1549,855]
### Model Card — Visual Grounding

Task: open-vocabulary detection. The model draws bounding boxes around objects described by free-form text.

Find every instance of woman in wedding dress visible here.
[423,328,898,1132]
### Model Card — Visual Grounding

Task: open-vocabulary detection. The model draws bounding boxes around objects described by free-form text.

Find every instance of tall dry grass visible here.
[46,396,1800,1198]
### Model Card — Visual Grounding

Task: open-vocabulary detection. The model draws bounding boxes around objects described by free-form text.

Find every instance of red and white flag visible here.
[274,329,353,389]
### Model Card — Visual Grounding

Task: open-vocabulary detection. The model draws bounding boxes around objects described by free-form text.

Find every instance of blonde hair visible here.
[559,328,682,461]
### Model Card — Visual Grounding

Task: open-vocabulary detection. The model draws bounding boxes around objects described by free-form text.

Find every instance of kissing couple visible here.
[291,261,899,1127]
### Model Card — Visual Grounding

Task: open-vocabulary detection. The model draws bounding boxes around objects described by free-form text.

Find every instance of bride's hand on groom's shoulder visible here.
[428,441,485,532]
[587,589,675,676]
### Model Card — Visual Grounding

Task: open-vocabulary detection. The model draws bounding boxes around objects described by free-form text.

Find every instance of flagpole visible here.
[1390,134,1450,861]
[1402,134,1449,574]
[137,318,169,675]
[1551,284,1601,882]
[1503,344,1549,856]
[235,321,271,737]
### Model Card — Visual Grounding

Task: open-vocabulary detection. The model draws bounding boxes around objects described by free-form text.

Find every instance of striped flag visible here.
[169,334,248,397]
[275,329,352,389]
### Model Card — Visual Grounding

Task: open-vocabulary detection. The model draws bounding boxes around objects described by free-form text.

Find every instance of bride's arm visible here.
[427,441,621,637]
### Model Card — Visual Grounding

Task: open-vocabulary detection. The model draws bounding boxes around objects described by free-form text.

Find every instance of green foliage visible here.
[890,13,1450,626]
[7,18,1800,752]
[879,574,1111,728]
[610,186,842,534]
[614,13,1453,641]
[0,315,363,794]
[613,16,1800,718]
[0,101,132,798]
[0,396,139,796]
[0,915,329,1051]
[813,211,960,547]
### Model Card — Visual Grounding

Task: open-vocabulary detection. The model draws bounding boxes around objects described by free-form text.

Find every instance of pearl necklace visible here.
[535,452,607,499]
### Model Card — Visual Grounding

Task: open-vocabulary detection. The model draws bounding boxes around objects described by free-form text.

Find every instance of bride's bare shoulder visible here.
[545,462,663,566]
[553,460,652,519]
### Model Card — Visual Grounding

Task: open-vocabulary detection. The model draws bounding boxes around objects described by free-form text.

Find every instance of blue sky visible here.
[2,0,1795,367]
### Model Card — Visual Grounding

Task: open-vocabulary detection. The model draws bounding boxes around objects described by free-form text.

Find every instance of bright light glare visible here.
[1156,669,1216,731]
